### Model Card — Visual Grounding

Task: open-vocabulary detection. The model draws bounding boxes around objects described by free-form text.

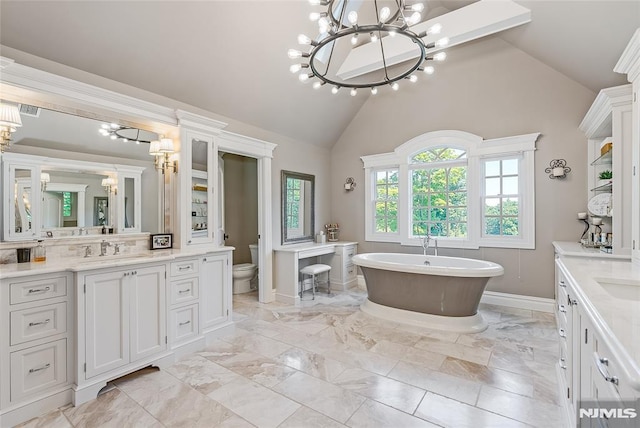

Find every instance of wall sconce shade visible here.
[40,172,50,191]
[344,177,356,191]
[149,137,177,174]
[0,103,22,152]
[545,159,571,179]
[101,177,117,194]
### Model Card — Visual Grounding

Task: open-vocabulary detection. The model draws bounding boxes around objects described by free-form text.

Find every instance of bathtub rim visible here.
[361,298,488,333]
[352,253,504,277]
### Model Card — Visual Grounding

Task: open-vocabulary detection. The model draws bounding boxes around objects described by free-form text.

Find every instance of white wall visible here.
[330,38,597,299]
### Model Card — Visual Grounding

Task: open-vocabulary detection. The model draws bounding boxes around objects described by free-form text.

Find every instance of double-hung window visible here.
[362,130,538,249]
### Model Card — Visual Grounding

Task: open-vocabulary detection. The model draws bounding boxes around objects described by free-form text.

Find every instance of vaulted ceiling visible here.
[0,1,637,149]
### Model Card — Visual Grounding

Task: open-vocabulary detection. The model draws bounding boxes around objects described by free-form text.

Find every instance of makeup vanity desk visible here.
[274,241,358,304]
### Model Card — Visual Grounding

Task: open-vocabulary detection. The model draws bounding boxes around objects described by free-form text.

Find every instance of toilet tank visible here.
[249,244,258,265]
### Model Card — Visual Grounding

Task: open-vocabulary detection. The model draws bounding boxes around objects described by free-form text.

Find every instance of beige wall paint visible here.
[223,154,258,264]
[330,37,597,299]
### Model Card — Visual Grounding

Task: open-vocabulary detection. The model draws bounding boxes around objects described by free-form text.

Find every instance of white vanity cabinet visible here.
[323,242,358,289]
[555,260,580,425]
[168,257,200,347]
[201,253,231,332]
[0,272,74,422]
[76,263,167,402]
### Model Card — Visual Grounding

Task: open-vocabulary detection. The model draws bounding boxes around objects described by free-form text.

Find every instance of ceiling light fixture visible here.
[0,102,22,152]
[98,123,155,144]
[289,0,447,94]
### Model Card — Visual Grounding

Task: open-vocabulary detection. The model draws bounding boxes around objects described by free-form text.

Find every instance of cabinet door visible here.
[186,131,215,246]
[85,270,129,379]
[130,265,167,362]
[4,163,40,241]
[201,254,228,330]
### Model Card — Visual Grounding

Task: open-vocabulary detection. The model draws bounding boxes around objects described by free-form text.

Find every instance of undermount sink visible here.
[595,277,640,301]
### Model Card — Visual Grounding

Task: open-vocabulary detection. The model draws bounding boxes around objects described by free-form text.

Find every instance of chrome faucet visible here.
[113,243,121,255]
[422,234,431,256]
[421,234,439,257]
[100,240,111,256]
[83,245,92,258]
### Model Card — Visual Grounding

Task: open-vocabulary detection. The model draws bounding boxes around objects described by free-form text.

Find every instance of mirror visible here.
[2,102,161,240]
[13,168,35,237]
[41,170,101,229]
[190,137,210,242]
[281,170,314,244]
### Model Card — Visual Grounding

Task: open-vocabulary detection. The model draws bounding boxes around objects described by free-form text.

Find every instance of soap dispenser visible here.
[33,240,46,262]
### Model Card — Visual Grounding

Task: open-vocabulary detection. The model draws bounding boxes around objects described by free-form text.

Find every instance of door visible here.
[43,192,62,228]
[85,270,129,378]
[130,265,167,362]
[201,254,228,330]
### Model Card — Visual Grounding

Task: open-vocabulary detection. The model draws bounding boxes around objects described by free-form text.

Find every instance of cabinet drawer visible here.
[170,277,199,305]
[170,304,199,345]
[10,302,67,346]
[10,275,68,305]
[345,263,357,279]
[171,259,199,277]
[10,339,67,402]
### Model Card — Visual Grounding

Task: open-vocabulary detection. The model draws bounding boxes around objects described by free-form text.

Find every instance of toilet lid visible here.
[233,263,256,271]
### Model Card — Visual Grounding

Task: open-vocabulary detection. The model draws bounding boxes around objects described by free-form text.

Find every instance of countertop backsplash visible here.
[0,233,150,264]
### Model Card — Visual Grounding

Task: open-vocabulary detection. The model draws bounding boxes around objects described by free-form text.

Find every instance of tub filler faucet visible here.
[422,234,438,257]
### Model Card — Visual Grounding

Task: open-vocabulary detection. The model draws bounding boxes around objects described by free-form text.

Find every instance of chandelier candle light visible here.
[289,0,448,94]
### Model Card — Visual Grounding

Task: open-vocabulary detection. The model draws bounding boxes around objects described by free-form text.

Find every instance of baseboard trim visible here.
[480,291,554,313]
[357,275,554,313]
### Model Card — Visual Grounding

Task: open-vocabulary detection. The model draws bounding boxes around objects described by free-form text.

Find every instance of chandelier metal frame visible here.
[290,0,447,93]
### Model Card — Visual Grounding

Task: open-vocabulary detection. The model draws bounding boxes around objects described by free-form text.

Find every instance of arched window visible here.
[361,131,538,249]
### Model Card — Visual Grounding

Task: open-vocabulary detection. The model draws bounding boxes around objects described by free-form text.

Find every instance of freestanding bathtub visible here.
[352,253,504,333]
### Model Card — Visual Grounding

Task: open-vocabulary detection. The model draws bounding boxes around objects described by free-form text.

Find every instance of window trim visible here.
[361,130,539,250]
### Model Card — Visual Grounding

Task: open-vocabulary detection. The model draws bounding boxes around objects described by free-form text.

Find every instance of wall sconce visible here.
[101,177,117,194]
[0,102,22,152]
[149,137,177,174]
[545,159,571,179]
[40,172,50,191]
[344,177,356,191]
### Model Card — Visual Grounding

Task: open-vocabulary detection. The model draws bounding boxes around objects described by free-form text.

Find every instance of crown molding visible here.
[579,84,633,138]
[217,130,277,159]
[175,109,227,135]
[614,29,640,82]
[0,56,177,126]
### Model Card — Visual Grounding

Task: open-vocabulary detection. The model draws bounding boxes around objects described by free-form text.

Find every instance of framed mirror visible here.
[281,170,314,244]
[1,101,161,240]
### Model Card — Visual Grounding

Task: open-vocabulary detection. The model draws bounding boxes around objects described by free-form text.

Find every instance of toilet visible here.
[232,244,258,294]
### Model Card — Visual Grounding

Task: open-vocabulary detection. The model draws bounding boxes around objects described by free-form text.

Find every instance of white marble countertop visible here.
[552,241,631,260]
[275,241,357,253]
[557,256,640,390]
[0,246,235,279]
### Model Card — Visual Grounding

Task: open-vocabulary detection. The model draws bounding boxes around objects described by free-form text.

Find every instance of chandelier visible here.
[288,0,448,95]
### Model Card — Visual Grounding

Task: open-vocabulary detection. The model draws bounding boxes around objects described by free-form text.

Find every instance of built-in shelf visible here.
[590,181,613,192]
[590,150,612,166]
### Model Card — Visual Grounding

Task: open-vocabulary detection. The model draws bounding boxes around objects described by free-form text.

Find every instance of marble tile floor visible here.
[18,288,566,428]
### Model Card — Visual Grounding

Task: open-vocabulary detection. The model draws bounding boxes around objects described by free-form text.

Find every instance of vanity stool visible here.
[299,264,331,300]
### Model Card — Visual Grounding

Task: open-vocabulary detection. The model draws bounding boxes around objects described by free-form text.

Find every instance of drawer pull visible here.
[28,286,51,294]
[178,289,191,294]
[179,320,191,326]
[178,266,191,271]
[559,328,566,338]
[28,319,51,327]
[558,280,566,288]
[559,357,567,370]
[347,253,354,258]
[29,363,51,374]
[558,304,566,313]
[348,269,354,274]
[594,353,619,385]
